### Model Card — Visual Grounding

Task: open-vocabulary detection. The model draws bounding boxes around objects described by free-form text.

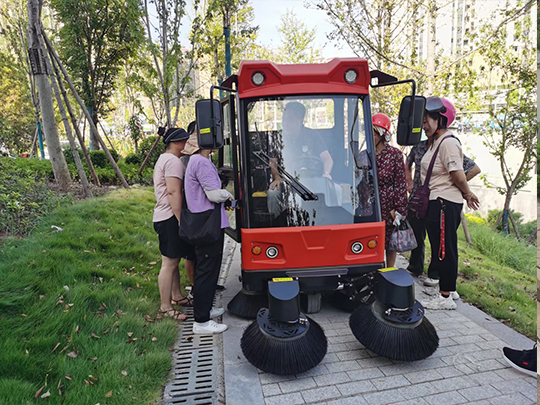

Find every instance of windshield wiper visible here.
[252,150,318,201]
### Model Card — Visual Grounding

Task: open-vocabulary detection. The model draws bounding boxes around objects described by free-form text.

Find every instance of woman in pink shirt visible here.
[153,127,191,321]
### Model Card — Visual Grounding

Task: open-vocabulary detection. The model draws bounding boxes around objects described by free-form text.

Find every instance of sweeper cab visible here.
[194,58,439,375]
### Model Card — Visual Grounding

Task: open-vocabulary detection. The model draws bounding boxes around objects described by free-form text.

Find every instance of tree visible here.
[128,114,142,153]
[0,50,34,155]
[196,0,258,86]
[49,0,144,150]
[475,2,537,237]
[313,0,481,117]
[28,0,71,190]
[275,9,322,64]
[0,0,40,156]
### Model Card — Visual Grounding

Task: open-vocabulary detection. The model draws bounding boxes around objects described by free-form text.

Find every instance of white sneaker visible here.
[450,291,460,300]
[193,320,228,334]
[210,307,225,319]
[421,294,457,310]
[423,277,440,287]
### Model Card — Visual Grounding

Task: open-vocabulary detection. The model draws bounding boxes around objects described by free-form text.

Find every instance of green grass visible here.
[405,218,536,339]
[0,188,189,405]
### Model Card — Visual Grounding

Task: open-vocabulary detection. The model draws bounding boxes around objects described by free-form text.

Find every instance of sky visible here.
[249,0,354,58]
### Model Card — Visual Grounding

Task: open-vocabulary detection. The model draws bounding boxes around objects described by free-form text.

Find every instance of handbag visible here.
[178,179,221,246]
[389,220,418,253]
[408,136,451,219]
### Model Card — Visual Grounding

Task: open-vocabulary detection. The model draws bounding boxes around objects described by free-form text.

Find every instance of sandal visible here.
[171,296,194,307]
[158,308,187,321]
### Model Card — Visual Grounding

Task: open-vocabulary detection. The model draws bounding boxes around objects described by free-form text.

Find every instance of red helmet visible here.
[372,113,391,141]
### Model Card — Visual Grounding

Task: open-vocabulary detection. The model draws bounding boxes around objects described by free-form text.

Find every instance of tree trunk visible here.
[27,0,71,191]
[460,211,472,244]
[508,211,520,239]
[50,54,101,186]
[426,0,437,94]
[90,111,101,151]
[42,28,129,189]
[41,35,92,198]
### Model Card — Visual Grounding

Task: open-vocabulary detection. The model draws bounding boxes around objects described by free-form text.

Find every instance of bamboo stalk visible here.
[41,27,129,189]
[98,121,117,153]
[49,45,101,187]
[41,39,93,198]
[138,135,161,175]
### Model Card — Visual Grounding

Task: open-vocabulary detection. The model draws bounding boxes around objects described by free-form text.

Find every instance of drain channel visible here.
[164,237,235,405]
[163,309,219,405]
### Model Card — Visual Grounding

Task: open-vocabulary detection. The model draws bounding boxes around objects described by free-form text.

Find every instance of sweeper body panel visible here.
[234,61,386,297]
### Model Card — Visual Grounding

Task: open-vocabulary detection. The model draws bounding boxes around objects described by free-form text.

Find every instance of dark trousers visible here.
[193,230,225,323]
[425,198,462,292]
[407,211,428,276]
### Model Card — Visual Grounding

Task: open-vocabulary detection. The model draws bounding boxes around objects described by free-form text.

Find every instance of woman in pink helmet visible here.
[419,97,479,310]
[372,113,408,267]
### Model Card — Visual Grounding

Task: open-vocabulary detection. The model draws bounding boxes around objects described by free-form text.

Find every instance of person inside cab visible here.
[269,102,333,189]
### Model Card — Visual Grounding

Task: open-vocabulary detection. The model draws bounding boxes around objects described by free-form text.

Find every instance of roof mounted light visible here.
[344,69,358,84]
[252,72,265,86]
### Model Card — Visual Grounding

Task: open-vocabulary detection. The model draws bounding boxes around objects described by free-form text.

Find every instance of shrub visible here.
[63,147,85,165]
[0,157,71,237]
[125,153,143,165]
[10,157,55,181]
[89,149,120,169]
[138,136,165,169]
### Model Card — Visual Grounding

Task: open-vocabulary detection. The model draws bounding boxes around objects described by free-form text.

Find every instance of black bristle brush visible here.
[349,301,439,361]
[227,290,268,320]
[241,309,327,375]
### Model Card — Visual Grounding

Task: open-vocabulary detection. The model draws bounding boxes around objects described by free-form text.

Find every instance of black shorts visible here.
[153,215,196,260]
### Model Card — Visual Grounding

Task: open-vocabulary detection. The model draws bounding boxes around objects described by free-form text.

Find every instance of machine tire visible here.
[303,293,322,314]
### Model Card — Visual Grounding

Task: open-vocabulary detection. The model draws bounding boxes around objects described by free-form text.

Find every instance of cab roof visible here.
[237,58,370,99]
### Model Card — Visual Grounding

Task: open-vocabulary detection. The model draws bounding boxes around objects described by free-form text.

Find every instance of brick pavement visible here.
[222,243,537,405]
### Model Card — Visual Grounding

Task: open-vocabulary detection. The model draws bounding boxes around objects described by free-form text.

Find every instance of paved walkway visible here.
[221,239,537,405]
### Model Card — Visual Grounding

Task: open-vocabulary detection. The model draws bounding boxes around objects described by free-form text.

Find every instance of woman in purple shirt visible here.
[183,132,232,334]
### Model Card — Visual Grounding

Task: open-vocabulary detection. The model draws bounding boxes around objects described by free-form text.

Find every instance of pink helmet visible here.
[425,96,456,128]
[440,98,456,128]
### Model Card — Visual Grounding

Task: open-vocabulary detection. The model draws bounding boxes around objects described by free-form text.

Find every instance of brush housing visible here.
[376,268,415,310]
[268,280,300,322]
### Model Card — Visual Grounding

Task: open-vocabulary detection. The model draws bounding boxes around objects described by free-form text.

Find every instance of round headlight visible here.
[344,69,357,84]
[252,72,265,86]
[351,242,363,254]
[266,246,279,259]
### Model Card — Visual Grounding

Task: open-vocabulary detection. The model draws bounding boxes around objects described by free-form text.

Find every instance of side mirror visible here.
[396,96,426,146]
[195,99,224,149]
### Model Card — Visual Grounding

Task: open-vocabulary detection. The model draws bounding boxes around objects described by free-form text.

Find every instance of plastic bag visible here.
[389,219,418,253]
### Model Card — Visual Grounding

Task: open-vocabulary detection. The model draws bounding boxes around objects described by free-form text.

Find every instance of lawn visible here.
[0,188,189,405]
[412,216,537,339]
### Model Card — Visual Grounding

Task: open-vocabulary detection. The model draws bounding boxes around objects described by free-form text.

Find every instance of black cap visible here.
[187,121,196,135]
[163,128,189,144]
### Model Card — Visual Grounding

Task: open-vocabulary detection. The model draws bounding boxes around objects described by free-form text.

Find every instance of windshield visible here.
[244,95,378,228]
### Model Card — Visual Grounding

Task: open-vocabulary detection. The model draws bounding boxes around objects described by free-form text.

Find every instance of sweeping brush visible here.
[241,308,328,375]
[227,289,268,320]
[349,300,438,361]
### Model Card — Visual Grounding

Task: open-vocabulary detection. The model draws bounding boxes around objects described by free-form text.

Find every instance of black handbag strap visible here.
[180,155,219,213]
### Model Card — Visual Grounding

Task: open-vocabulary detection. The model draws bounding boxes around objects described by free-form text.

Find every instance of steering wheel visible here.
[295,156,324,178]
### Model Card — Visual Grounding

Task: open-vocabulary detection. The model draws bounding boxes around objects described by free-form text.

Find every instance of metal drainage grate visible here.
[163,305,220,404]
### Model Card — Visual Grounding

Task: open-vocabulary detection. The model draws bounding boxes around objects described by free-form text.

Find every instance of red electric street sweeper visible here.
[193,58,438,375]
